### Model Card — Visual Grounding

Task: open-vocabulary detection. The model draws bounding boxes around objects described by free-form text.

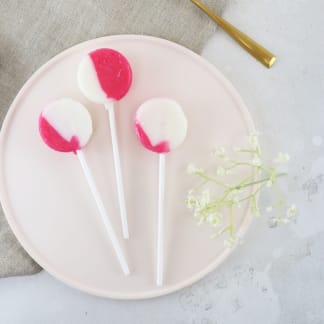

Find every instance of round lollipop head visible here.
[39,98,93,153]
[134,98,188,154]
[78,48,132,104]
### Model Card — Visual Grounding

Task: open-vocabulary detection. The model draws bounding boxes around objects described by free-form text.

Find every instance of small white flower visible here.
[186,199,195,209]
[251,156,262,166]
[192,190,211,214]
[207,214,214,223]
[207,213,222,226]
[272,217,290,225]
[274,152,290,164]
[266,206,273,213]
[286,204,297,217]
[186,163,197,174]
[248,130,260,149]
[213,146,226,158]
[186,190,197,209]
[196,167,205,174]
[217,166,226,176]
[266,180,273,187]
[193,205,203,218]
[187,163,204,175]
[186,201,195,209]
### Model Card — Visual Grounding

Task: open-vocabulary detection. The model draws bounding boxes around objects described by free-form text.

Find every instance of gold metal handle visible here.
[191,0,276,68]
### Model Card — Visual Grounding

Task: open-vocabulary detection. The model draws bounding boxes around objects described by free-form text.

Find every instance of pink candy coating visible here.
[89,48,132,101]
[39,115,81,153]
[39,99,93,154]
[134,98,188,154]
[134,121,170,153]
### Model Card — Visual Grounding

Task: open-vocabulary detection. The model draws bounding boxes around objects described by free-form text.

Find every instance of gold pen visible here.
[191,0,276,68]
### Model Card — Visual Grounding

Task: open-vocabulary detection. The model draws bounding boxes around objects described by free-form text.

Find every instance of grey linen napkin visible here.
[0,0,225,277]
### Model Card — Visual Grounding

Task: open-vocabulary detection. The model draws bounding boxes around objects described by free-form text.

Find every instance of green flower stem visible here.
[233,172,287,190]
[193,179,209,191]
[236,149,258,154]
[225,164,240,171]
[229,205,234,237]
[236,172,258,187]
[218,225,231,235]
[196,172,228,188]
[273,183,285,219]
[238,183,266,203]
[228,160,258,168]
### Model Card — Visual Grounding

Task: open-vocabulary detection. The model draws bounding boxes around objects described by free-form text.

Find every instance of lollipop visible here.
[78,48,132,239]
[39,98,130,275]
[134,98,188,286]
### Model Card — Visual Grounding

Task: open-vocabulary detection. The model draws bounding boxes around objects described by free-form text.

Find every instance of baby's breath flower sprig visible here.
[186,131,296,247]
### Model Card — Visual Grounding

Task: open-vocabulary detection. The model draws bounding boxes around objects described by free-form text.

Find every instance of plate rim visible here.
[0,34,255,299]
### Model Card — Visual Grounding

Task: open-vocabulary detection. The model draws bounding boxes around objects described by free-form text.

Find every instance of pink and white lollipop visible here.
[78,48,132,239]
[39,98,130,275]
[134,98,188,286]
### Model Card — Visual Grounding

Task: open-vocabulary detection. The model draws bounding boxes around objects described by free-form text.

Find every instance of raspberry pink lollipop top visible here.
[134,98,188,154]
[39,98,92,153]
[78,48,132,104]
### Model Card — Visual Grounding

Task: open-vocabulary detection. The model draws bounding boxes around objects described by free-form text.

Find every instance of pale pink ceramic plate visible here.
[0,35,254,299]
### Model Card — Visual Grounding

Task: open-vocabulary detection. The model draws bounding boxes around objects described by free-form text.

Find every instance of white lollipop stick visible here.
[39,99,129,275]
[134,98,188,287]
[157,153,166,286]
[78,49,132,239]
[104,102,129,239]
[77,150,130,275]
